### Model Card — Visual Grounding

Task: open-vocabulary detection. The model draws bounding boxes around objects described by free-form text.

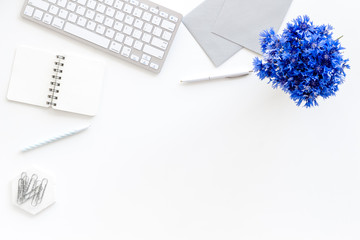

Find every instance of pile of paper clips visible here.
[17,172,48,207]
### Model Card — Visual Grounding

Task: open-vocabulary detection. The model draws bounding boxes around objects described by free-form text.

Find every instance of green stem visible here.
[336,35,344,41]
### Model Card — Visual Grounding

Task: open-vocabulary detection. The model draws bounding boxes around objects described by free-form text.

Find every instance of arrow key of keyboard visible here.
[142,54,151,61]
[130,54,140,62]
[140,58,149,65]
[149,62,159,70]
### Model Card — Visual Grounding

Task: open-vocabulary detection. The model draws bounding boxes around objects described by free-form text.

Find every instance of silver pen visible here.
[180,71,252,83]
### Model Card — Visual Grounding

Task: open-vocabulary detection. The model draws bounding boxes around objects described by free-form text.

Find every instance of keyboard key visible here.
[140,58,149,65]
[143,44,164,59]
[68,12,78,22]
[153,27,162,37]
[64,22,110,48]
[115,11,124,21]
[134,19,143,29]
[152,16,161,25]
[143,23,153,33]
[106,7,115,17]
[42,13,53,24]
[123,4,133,14]
[77,0,86,5]
[129,0,139,6]
[130,54,140,61]
[142,54,151,61]
[86,20,96,30]
[124,15,134,25]
[114,21,123,31]
[49,5,59,15]
[85,9,95,19]
[142,33,151,43]
[149,62,159,70]
[139,3,148,10]
[124,36,133,46]
[161,20,175,32]
[33,9,44,20]
[104,0,114,6]
[96,24,105,34]
[67,2,77,11]
[52,17,65,29]
[96,4,106,13]
[169,15,178,22]
[123,25,133,35]
[162,31,172,41]
[24,6,34,16]
[114,0,123,10]
[28,0,49,11]
[132,29,142,39]
[149,7,158,14]
[151,37,168,50]
[133,8,142,18]
[134,40,143,50]
[110,41,122,53]
[105,29,115,38]
[115,32,124,42]
[57,0,67,8]
[142,12,151,21]
[48,0,56,3]
[159,11,168,18]
[76,6,86,15]
[95,13,105,23]
[87,0,97,9]
[104,17,114,27]
[121,46,131,57]
[59,9,69,19]
[77,17,86,26]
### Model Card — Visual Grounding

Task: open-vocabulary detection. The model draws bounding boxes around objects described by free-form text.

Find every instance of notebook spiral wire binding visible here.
[47,55,65,107]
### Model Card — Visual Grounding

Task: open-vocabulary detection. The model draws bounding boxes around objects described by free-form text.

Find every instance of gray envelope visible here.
[182,0,243,67]
[212,0,293,54]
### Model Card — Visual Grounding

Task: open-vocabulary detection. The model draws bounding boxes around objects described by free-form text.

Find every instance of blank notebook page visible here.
[7,46,105,116]
[54,53,104,116]
[7,46,54,108]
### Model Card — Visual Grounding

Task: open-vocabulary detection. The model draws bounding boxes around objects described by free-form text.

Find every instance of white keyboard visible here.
[22,0,182,73]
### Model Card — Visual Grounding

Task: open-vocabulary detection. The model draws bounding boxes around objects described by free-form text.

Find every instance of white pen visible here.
[180,71,252,83]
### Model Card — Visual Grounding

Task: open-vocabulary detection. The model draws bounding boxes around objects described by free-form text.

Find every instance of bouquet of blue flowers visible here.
[253,16,350,107]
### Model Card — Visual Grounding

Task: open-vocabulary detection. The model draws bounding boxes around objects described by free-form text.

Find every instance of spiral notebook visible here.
[7,46,105,116]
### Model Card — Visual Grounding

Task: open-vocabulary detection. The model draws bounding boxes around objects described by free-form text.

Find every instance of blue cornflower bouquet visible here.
[253,16,350,107]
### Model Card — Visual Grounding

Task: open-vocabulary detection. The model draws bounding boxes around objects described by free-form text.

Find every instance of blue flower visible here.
[253,15,350,107]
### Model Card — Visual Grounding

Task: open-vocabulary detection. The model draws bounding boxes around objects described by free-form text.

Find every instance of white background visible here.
[1,0,359,239]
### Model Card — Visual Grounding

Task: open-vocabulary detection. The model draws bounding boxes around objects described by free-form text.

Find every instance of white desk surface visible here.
[1,0,359,239]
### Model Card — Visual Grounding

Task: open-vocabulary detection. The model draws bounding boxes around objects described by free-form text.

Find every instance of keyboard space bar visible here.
[64,23,110,49]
